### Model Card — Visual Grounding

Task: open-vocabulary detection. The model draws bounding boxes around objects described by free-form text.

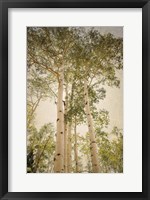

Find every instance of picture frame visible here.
[0,0,150,199]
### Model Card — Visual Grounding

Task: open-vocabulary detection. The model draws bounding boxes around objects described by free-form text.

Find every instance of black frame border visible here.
[0,0,150,199]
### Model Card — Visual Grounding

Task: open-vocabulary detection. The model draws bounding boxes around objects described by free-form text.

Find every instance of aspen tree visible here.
[66,81,77,172]
[67,124,72,172]
[64,84,68,172]
[84,79,100,173]
[54,68,64,172]
[74,117,79,172]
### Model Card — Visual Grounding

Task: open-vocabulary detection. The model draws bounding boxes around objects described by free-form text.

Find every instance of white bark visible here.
[67,124,72,173]
[84,79,100,173]
[66,83,74,173]
[74,118,79,173]
[64,85,68,173]
[54,69,64,173]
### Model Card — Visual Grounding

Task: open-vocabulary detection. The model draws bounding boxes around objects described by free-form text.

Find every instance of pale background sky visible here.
[34,27,123,134]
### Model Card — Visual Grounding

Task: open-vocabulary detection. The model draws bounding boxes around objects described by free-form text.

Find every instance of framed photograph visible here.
[0,0,150,199]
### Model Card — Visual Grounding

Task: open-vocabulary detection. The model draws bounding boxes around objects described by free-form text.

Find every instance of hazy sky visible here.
[34,27,123,134]
[93,26,123,38]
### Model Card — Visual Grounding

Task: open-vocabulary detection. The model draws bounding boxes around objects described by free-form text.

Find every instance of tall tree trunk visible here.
[84,79,100,173]
[66,83,75,172]
[87,154,92,173]
[67,124,72,173]
[74,117,79,173]
[64,84,68,173]
[54,69,64,173]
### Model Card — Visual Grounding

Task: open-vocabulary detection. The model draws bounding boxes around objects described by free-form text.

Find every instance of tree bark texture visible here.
[67,124,72,173]
[84,79,100,173]
[54,69,64,173]
[64,85,68,173]
[74,118,79,173]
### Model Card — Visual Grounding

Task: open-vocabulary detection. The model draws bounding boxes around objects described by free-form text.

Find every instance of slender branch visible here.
[29,53,60,81]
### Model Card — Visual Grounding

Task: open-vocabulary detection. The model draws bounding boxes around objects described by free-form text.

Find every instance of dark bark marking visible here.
[57,118,59,121]
[91,141,96,144]
[60,132,63,134]
[57,153,61,156]
[54,157,56,161]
